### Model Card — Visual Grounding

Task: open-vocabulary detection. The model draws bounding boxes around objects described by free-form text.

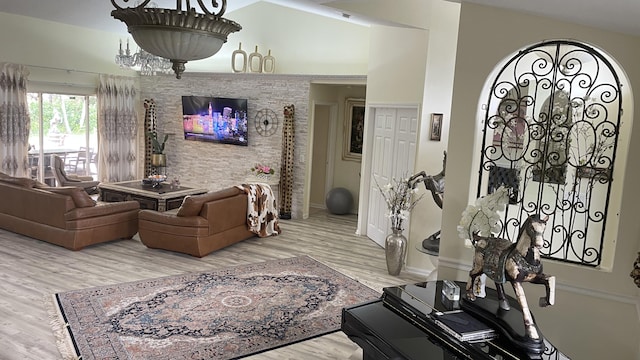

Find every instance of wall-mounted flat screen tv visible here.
[182,96,248,146]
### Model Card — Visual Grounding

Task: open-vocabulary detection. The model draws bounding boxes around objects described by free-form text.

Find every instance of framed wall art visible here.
[343,98,365,161]
[430,113,443,141]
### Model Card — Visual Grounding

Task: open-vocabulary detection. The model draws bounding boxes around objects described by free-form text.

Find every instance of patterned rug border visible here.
[46,255,379,360]
[46,293,81,360]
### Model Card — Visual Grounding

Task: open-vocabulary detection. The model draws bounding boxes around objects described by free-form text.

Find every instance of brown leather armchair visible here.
[52,155,100,194]
[138,187,255,257]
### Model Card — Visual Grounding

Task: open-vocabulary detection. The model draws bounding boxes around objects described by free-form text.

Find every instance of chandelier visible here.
[111,0,242,79]
[115,39,172,76]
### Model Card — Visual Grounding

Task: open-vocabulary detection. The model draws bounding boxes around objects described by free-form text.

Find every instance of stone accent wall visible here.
[139,73,310,219]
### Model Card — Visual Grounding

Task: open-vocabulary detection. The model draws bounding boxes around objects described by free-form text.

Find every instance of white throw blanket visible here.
[236,183,281,237]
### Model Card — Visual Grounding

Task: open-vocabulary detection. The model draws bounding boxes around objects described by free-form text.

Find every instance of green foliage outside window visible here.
[28,93,97,137]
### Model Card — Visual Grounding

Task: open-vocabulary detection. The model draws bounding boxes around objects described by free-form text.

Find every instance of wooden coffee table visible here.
[99,180,208,212]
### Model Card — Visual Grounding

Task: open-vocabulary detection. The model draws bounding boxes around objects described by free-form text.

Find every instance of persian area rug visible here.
[47,256,379,360]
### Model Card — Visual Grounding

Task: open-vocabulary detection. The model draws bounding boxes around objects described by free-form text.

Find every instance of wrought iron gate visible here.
[477,40,622,266]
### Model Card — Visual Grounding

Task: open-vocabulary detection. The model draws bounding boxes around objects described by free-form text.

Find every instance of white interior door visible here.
[366,107,419,247]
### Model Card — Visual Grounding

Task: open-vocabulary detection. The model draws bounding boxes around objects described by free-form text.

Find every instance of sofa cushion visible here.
[177,187,243,217]
[47,187,96,208]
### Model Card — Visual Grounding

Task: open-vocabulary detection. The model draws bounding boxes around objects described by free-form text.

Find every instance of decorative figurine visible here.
[458,187,556,354]
[466,214,555,340]
[407,151,446,255]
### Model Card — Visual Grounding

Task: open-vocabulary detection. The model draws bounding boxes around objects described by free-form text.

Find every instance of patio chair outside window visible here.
[52,155,100,194]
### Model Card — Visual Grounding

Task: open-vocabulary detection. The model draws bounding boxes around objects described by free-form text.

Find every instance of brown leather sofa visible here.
[138,187,254,257]
[0,173,139,250]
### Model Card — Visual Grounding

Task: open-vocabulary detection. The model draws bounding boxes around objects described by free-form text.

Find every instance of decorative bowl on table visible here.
[146,175,167,188]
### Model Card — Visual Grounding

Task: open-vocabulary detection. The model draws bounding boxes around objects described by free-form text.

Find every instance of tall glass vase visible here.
[385,228,407,276]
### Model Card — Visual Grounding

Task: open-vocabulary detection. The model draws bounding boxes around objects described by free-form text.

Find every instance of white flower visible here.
[457,186,509,240]
[375,175,423,231]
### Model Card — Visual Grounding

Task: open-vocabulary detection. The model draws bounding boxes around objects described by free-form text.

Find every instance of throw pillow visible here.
[176,187,243,217]
[177,195,201,217]
[47,187,96,208]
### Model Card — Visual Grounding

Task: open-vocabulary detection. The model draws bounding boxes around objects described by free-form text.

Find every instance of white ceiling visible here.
[0,0,639,36]
[0,0,392,34]
[459,0,640,37]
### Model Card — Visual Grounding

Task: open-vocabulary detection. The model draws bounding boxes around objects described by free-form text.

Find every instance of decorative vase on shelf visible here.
[385,228,407,276]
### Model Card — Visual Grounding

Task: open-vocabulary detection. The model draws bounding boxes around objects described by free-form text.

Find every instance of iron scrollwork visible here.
[479,40,622,267]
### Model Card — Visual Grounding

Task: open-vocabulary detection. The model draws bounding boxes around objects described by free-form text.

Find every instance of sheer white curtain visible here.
[0,63,30,177]
[97,75,138,182]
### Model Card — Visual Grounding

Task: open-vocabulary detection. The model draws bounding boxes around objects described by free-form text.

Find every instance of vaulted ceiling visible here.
[0,0,639,37]
[0,0,392,34]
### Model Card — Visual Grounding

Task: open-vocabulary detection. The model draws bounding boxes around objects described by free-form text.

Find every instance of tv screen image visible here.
[182,96,248,146]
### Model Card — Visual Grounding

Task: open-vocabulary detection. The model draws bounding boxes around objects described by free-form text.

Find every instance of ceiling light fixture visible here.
[115,39,173,76]
[111,0,242,79]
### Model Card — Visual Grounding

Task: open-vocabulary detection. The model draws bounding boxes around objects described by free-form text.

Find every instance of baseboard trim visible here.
[405,265,434,279]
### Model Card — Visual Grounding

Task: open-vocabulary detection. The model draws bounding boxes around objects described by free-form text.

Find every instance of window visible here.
[28,93,98,185]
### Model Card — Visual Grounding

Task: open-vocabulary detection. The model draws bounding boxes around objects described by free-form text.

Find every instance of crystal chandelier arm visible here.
[111,0,151,11]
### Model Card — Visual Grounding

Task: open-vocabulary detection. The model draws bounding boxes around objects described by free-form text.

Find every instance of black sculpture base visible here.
[461,292,545,355]
[421,231,440,256]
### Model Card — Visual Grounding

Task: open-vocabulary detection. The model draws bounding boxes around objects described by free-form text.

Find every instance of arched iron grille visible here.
[477,40,622,267]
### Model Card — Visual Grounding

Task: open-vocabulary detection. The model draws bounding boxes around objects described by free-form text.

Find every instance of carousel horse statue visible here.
[465,213,556,341]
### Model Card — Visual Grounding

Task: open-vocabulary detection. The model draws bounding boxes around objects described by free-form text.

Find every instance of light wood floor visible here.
[0,209,427,360]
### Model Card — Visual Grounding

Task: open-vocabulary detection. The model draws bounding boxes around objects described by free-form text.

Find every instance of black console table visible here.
[341,281,569,360]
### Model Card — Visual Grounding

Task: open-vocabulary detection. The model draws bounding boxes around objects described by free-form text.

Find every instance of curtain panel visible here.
[0,63,30,177]
[97,75,138,182]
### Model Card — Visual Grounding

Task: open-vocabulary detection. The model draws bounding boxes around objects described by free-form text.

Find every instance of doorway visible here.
[309,103,337,210]
[363,106,420,247]
[307,83,367,219]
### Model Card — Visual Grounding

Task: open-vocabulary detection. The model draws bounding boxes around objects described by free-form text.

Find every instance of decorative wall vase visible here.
[231,44,275,74]
[249,46,263,73]
[263,50,276,74]
[231,42,247,73]
[385,228,407,276]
